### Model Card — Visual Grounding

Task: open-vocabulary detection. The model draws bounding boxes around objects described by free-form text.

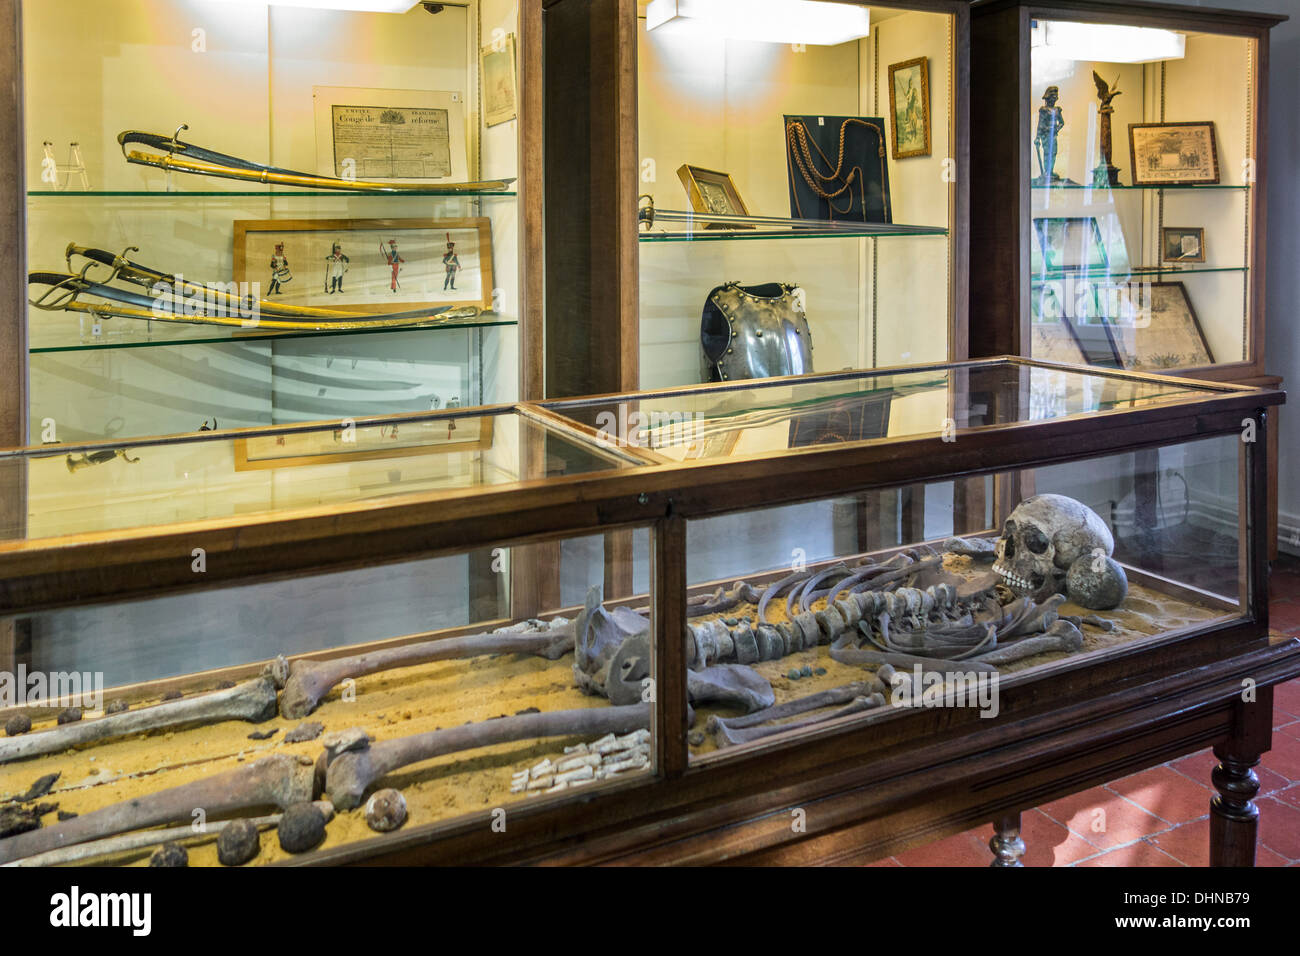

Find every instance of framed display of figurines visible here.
[233,218,495,314]
[1128,122,1220,186]
[1030,279,1213,371]
[887,57,931,160]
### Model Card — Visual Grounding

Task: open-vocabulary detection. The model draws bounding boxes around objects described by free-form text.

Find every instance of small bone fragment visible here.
[325,703,650,810]
[0,753,315,865]
[555,765,595,786]
[0,678,278,765]
[525,775,554,791]
[555,753,601,773]
[280,618,576,718]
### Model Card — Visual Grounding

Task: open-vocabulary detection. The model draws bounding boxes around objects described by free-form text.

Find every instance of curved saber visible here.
[29,273,481,332]
[62,245,472,322]
[118,130,515,194]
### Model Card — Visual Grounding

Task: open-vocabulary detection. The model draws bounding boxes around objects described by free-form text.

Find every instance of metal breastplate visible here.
[700,282,814,382]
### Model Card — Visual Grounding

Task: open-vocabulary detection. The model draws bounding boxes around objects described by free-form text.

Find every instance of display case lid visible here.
[0,358,1281,613]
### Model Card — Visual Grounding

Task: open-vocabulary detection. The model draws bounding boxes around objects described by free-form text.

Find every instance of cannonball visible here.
[104,698,130,715]
[56,707,82,725]
[277,802,326,853]
[1067,555,1128,610]
[217,818,261,866]
[149,843,189,867]
[5,713,31,736]
[365,788,408,832]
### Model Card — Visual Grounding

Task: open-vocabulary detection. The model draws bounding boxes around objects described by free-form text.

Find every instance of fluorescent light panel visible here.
[1032,20,1185,64]
[646,0,869,46]
[202,0,424,13]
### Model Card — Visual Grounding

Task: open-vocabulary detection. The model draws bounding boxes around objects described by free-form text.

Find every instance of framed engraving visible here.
[1128,122,1220,186]
[481,34,519,127]
[1103,281,1214,371]
[234,217,494,314]
[887,57,931,160]
[312,86,468,185]
[677,164,751,223]
[1161,226,1207,263]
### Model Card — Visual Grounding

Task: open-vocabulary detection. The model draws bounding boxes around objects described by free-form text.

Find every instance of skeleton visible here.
[0,678,278,765]
[0,753,316,865]
[990,494,1128,610]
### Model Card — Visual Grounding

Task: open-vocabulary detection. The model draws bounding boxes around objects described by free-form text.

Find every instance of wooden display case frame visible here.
[0,358,1295,867]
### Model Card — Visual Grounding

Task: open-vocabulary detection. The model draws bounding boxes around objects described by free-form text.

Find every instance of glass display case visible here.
[970,0,1284,384]
[8,0,529,446]
[1,358,1293,867]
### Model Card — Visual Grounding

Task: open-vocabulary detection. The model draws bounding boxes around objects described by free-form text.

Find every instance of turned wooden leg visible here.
[1210,744,1261,867]
[989,812,1026,867]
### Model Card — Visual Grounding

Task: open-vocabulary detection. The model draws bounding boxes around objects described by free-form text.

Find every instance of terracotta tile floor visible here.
[882,558,1300,867]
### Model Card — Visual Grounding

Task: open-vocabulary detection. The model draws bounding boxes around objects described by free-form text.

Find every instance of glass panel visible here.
[0,527,651,865]
[682,434,1242,761]
[1027,20,1253,371]
[0,410,633,542]
[637,3,956,388]
[23,0,522,441]
[546,361,1223,460]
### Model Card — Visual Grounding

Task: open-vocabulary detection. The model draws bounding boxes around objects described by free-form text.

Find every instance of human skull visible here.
[992,494,1114,603]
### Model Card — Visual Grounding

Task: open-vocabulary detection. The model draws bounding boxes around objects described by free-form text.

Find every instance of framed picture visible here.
[480,34,518,127]
[887,57,931,159]
[1030,284,1122,366]
[1103,281,1214,371]
[234,415,494,472]
[311,86,469,185]
[233,217,494,313]
[677,164,750,218]
[1129,122,1220,186]
[1161,226,1206,263]
[1033,217,1108,272]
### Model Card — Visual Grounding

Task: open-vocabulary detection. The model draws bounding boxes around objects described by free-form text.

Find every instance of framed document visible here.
[1129,122,1220,186]
[312,86,469,185]
[480,34,519,127]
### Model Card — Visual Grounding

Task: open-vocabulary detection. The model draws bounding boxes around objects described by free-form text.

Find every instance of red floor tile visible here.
[1258,844,1291,866]
[1170,747,1289,795]
[1274,678,1300,718]
[865,856,901,867]
[1277,783,1300,811]
[1040,787,1166,850]
[1076,841,1183,867]
[971,809,1097,867]
[1262,733,1300,783]
[1267,603,1300,633]
[894,828,991,867]
[1279,721,1300,743]
[1106,765,1214,826]
[1145,818,1211,866]
[1258,797,1300,860]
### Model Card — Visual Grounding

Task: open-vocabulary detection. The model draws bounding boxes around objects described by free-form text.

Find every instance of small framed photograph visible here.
[1104,281,1214,371]
[1161,226,1206,263]
[480,33,518,128]
[1033,217,1108,272]
[887,56,931,160]
[1129,122,1220,186]
[677,164,750,219]
[233,217,494,313]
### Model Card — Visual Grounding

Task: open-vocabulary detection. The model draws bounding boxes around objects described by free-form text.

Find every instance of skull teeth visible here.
[993,564,1032,591]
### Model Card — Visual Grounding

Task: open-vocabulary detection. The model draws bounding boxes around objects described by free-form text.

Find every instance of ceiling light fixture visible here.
[646,0,870,46]
[1032,20,1186,64]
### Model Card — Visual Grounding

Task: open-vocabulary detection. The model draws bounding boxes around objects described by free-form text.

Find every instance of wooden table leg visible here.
[1209,686,1273,867]
[989,811,1026,867]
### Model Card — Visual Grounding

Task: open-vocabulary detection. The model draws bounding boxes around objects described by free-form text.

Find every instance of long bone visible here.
[324,703,651,810]
[0,753,316,865]
[829,645,998,676]
[0,677,278,764]
[972,621,1083,665]
[280,618,575,719]
[711,680,883,731]
[3,800,336,867]
[709,694,886,747]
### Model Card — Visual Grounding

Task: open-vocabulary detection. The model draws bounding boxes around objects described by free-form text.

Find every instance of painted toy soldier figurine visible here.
[1092,71,1123,186]
[442,235,460,292]
[268,242,291,296]
[324,241,350,294]
[380,238,404,293]
[1033,86,1068,186]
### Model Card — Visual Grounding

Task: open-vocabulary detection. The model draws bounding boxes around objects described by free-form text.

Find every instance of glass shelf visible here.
[29,315,517,354]
[28,189,517,199]
[1031,183,1247,191]
[639,209,947,243]
[1030,265,1249,282]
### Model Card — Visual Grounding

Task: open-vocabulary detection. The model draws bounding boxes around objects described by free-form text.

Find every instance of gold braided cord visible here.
[785,119,888,222]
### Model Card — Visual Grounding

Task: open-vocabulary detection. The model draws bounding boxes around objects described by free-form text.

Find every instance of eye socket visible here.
[1024,525,1050,554]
